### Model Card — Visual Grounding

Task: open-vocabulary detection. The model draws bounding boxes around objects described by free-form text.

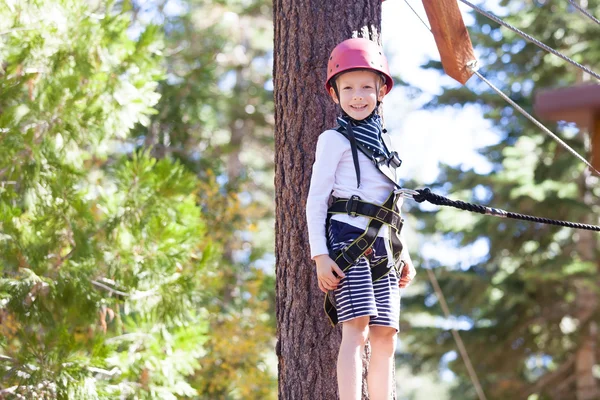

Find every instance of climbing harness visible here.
[324,191,405,325]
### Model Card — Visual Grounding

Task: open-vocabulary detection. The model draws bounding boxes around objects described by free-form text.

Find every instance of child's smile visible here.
[330,70,386,121]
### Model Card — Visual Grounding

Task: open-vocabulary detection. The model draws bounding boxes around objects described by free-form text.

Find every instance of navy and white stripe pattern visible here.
[337,114,390,159]
[327,220,400,330]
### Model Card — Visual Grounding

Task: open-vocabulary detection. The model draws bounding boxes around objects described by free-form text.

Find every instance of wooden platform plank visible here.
[534,84,600,170]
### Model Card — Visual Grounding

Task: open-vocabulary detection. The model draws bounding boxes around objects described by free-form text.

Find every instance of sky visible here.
[382,0,501,184]
[381,0,502,266]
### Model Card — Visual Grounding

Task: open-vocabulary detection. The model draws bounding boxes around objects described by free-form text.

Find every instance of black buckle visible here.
[341,250,354,264]
[346,195,360,217]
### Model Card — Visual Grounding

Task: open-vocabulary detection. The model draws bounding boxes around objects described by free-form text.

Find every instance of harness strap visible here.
[328,197,403,233]
[345,123,361,188]
[323,191,404,326]
[336,126,402,189]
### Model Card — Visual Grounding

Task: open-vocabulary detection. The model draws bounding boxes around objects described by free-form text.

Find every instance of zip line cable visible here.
[402,0,431,32]
[457,0,600,81]
[467,61,600,177]
[568,0,600,26]
[424,264,488,400]
[402,0,600,177]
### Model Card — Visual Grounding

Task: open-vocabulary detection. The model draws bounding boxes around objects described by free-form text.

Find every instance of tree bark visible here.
[273,1,382,399]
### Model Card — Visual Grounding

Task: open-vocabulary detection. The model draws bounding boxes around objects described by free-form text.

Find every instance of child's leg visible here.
[338,316,370,400]
[367,326,397,400]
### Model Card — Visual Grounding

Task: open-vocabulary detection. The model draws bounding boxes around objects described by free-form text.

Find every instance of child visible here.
[305,37,416,400]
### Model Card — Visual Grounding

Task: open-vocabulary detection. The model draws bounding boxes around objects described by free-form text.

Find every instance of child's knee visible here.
[369,326,397,352]
[342,316,370,345]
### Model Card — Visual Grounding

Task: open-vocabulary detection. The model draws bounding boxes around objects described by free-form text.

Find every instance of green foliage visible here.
[0,1,215,398]
[1,0,277,397]
[130,0,277,397]
[403,1,600,399]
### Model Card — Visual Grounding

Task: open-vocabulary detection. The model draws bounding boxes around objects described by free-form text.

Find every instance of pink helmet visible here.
[325,38,394,94]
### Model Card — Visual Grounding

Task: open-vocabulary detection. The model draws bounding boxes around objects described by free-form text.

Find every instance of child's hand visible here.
[398,261,416,288]
[314,255,346,293]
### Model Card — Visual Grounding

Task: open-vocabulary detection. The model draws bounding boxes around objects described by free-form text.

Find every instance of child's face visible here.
[329,70,387,120]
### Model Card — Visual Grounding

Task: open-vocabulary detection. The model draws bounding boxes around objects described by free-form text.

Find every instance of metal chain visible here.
[568,0,600,26]
[458,0,600,81]
[467,61,600,177]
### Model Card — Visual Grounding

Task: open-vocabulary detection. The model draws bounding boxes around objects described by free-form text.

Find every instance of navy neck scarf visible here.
[337,113,390,159]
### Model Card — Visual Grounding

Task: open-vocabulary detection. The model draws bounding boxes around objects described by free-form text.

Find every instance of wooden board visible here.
[534,84,600,127]
[592,115,600,171]
[534,84,600,170]
[421,0,476,84]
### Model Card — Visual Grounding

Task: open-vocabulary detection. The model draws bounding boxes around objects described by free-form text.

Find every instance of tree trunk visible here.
[274,1,383,399]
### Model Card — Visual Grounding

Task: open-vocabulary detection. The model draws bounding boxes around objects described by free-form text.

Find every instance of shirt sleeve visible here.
[306,131,346,259]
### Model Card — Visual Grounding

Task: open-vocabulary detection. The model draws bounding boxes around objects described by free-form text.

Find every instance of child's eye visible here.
[343,86,352,90]
[364,85,373,89]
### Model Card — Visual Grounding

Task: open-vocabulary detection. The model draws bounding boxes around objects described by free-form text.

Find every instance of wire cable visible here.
[467,61,600,177]
[568,0,600,26]
[425,264,488,400]
[402,0,600,177]
[402,0,432,32]
[458,0,600,81]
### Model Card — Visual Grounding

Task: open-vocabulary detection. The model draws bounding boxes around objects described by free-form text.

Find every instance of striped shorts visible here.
[327,219,400,330]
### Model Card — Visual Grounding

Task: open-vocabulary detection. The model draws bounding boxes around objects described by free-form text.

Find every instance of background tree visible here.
[401,1,600,399]
[0,0,277,398]
[273,1,388,399]
[125,0,277,397]
[0,0,211,398]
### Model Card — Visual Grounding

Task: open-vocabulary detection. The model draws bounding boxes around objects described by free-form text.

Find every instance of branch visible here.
[91,280,129,297]
[0,27,37,36]
[87,366,121,377]
[521,354,575,397]
[0,355,15,363]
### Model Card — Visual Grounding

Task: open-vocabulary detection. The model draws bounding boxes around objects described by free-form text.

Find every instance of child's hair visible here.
[325,38,394,95]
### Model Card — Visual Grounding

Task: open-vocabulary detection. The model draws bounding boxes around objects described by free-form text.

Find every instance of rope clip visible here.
[395,188,419,200]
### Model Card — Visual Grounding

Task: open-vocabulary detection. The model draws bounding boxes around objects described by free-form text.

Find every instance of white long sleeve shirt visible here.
[305,129,411,263]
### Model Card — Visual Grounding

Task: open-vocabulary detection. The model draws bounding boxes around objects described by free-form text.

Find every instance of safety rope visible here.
[457,0,600,81]
[467,62,600,177]
[568,0,600,26]
[407,188,600,232]
[424,264,488,400]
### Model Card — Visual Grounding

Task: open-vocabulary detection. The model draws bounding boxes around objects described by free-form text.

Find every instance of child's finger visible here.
[332,264,346,279]
[318,280,327,293]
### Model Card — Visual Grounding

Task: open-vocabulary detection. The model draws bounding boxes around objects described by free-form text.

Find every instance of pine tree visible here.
[0,1,213,398]
[127,0,278,396]
[402,1,600,399]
